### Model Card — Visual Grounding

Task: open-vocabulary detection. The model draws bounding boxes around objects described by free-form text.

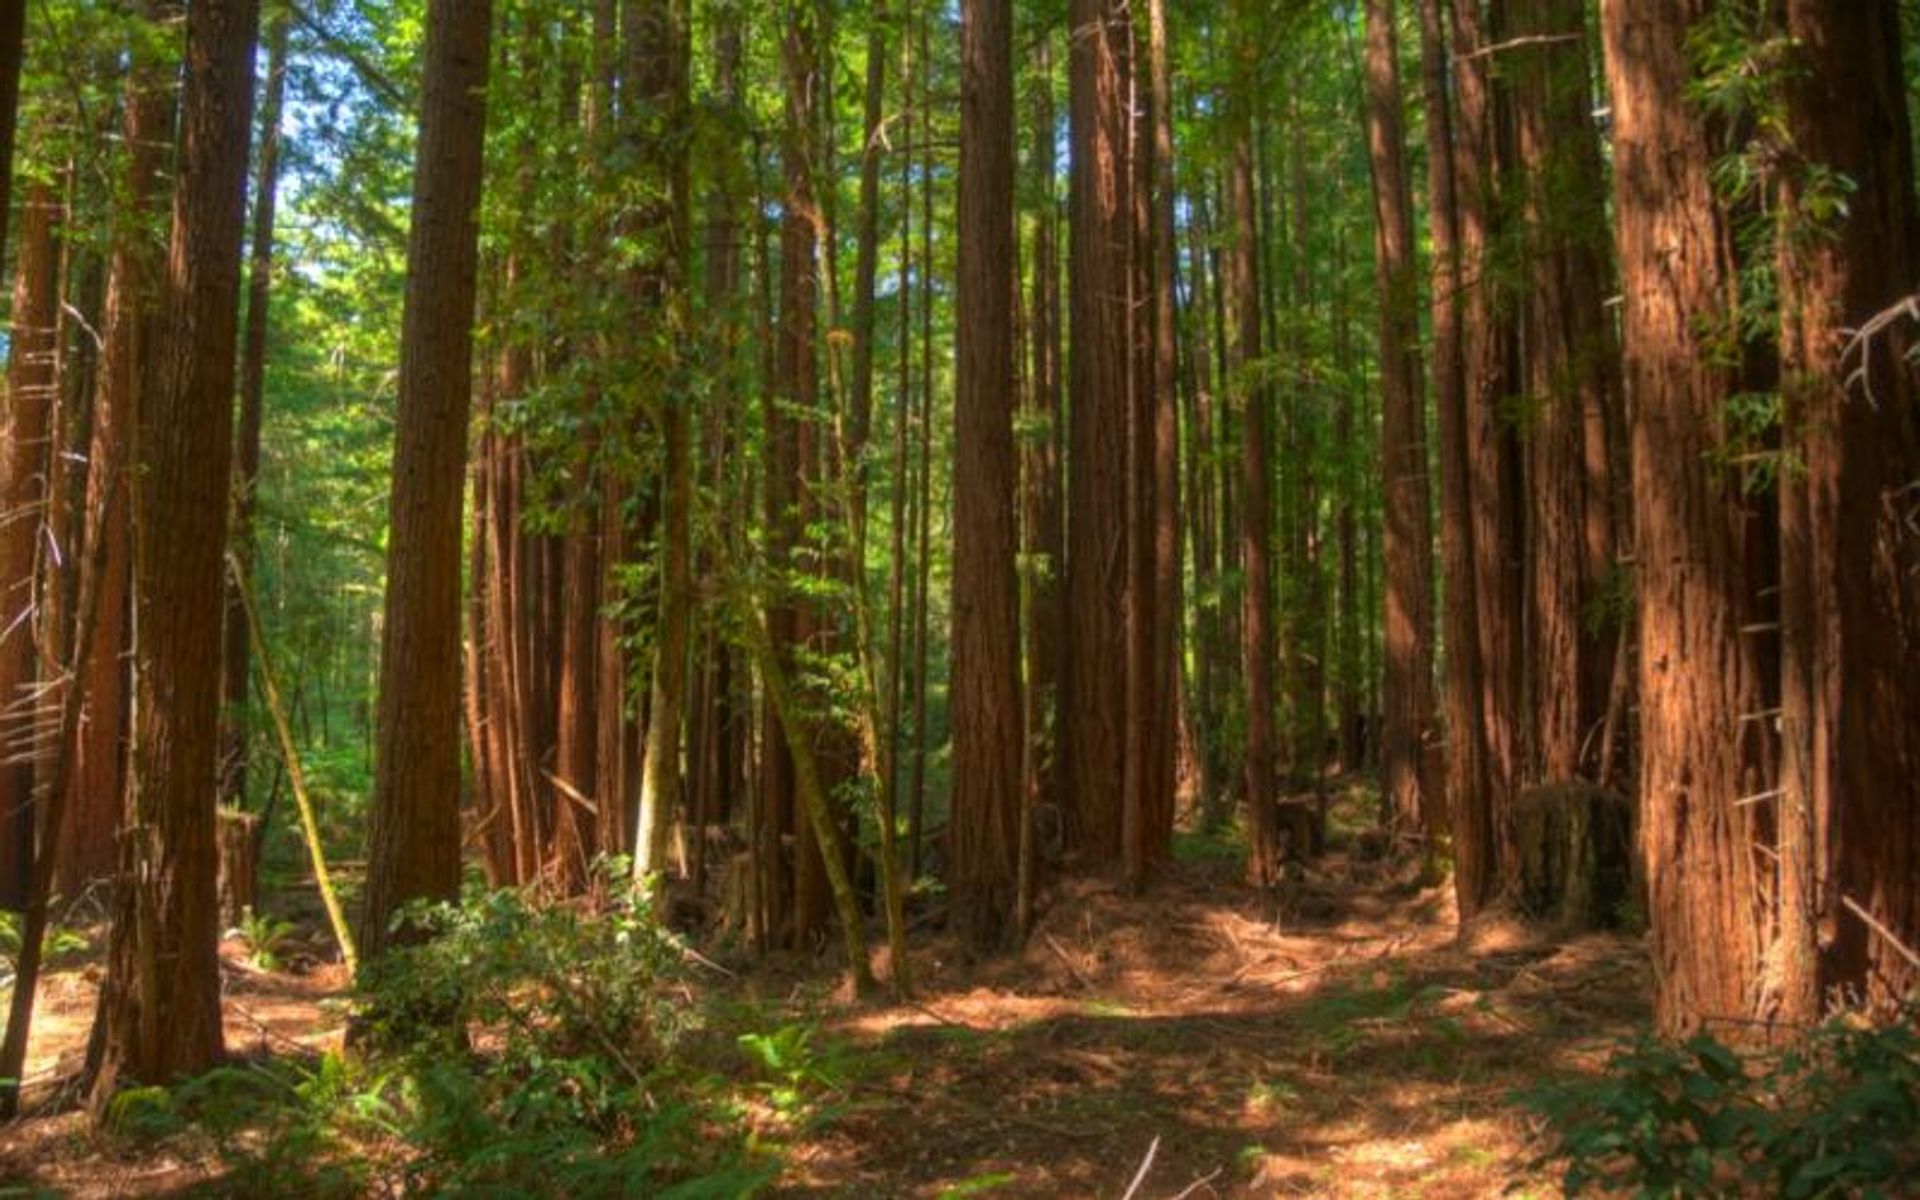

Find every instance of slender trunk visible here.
[1510,0,1616,785]
[634,0,694,888]
[1064,0,1135,866]
[1145,0,1180,864]
[220,7,291,816]
[61,8,174,894]
[1361,0,1435,844]
[951,0,1022,948]
[1451,0,1522,887]
[0,182,61,910]
[1416,0,1493,916]
[1022,28,1065,895]
[1225,0,1278,884]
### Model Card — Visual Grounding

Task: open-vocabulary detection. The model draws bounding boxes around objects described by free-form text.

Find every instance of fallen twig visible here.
[1043,932,1096,989]
[1167,1166,1226,1199]
[1120,1135,1160,1200]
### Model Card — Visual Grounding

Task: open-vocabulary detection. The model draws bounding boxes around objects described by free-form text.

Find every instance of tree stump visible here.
[1513,782,1632,929]
[217,807,261,928]
[1273,793,1327,861]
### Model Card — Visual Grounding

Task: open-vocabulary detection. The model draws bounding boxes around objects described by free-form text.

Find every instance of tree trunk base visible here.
[217,808,261,929]
[1513,782,1632,929]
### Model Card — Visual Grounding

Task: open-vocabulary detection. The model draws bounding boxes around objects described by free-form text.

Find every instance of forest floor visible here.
[1,786,1650,1198]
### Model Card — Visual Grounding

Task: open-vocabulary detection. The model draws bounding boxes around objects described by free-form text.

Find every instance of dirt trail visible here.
[769,848,1647,1198]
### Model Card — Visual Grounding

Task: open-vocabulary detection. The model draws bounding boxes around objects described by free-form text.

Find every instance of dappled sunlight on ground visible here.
[767,843,1648,1198]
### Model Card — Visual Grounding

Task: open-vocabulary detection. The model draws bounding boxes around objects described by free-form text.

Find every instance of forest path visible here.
[761,824,1648,1198]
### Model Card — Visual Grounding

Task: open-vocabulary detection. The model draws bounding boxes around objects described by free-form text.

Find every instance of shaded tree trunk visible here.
[0,181,60,911]
[1022,27,1066,866]
[1224,0,1278,884]
[360,0,491,961]
[1063,0,1135,866]
[1360,0,1434,845]
[60,6,177,895]
[91,0,259,1102]
[1416,0,1493,917]
[1509,0,1617,787]
[1776,0,1920,1015]
[635,0,694,886]
[221,6,292,816]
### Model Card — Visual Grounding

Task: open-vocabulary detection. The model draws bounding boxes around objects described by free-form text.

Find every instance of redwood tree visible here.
[1360,0,1434,845]
[1602,0,1776,1034]
[950,0,1021,948]
[0,180,60,912]
[1776,0,1920,1014]
[360,0,492,961]
[1062,0,1134,866]
[92,0,259,1101]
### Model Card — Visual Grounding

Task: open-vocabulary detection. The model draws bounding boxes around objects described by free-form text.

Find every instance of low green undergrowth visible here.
[1520,1010,1920,1197]
[101,877,841,1197]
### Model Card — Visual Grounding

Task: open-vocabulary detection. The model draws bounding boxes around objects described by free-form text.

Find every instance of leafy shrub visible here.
[88,880,782,1196]
[1520,1012,1920,1197]
[349,877,773,1196]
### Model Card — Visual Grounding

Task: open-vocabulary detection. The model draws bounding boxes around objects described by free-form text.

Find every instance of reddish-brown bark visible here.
[360,0,492,960]
[950,0,1022,947]
[1603,0,1776,1034]
[92,0,259,1099]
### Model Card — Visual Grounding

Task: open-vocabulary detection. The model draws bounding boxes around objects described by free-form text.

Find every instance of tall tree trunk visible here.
[1064,0,1135,866]
[635,0,695,886]
[1183,179,1226,825]
[1602,0,1775,1035]
[951,0,1022,948]
[907,2,935,884]
[1361,0,1435,845]
[221,6,292,816]
[1451,0,1522,888]
[1145,0,1180,864]
[0,181,60,910]
[775,0,834,943]
[1510,0,1617,786]
[1777,0,1920,1015]
[60,3,176,896]
[91,0,259,1102]
[0,0,23,266]
[360,0,491,962]
[1225,0,1278,884]
[1022,26,1065,869]
[1416,0,1493,917]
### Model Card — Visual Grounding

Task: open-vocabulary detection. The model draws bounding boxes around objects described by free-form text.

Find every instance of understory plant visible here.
[104,876,777,1197]
[1520,1009,1920,1197]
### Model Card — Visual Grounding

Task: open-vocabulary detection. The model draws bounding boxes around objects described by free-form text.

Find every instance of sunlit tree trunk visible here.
[1602,0,1776,1035]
